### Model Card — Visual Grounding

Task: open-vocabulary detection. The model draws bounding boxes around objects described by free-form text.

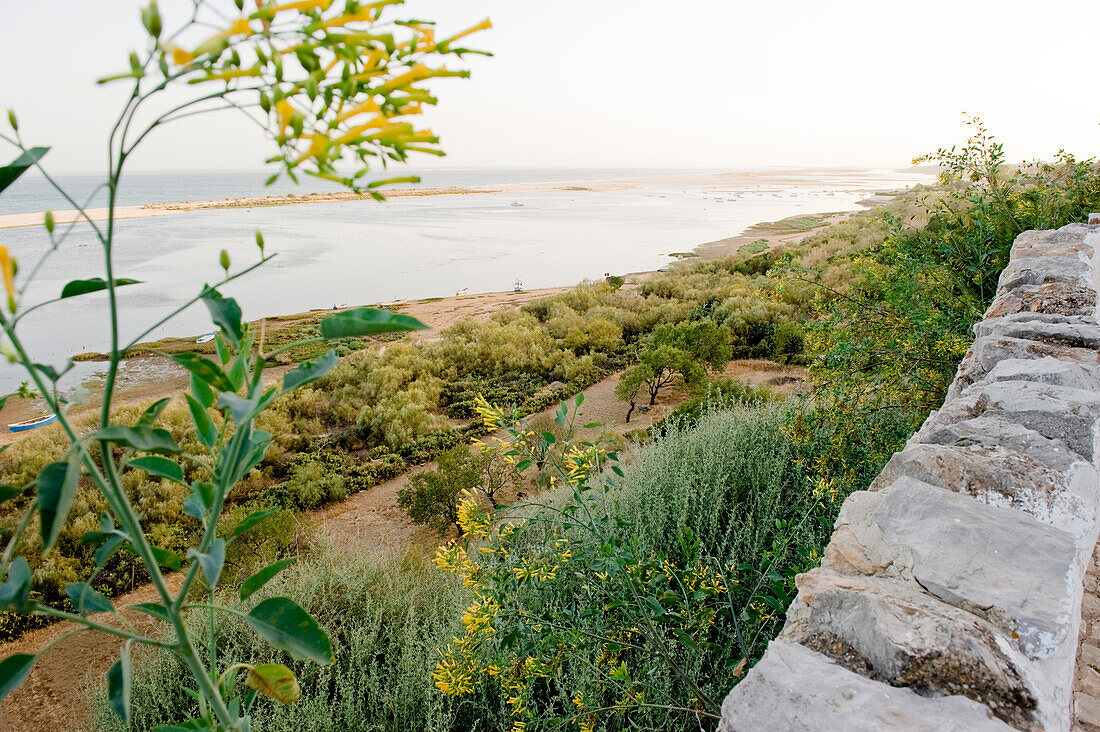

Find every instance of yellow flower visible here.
[0,247,16,313]
[167,45,196,65]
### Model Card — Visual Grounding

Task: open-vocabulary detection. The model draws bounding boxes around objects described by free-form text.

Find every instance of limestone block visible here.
[985,282,1096,319]
[716,643,1013,732]
[873,478,1077,658]
[957,380,1100,460]
[946,335,1100,401]
[824,490,912,579]
[780,568,1037,728]
[972,320,1100,352]
[998,254,1093,291]
[916,415,1081,473]
[872,442,1096,543]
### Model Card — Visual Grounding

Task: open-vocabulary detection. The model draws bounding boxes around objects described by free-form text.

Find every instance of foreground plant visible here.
[0,1,486,728]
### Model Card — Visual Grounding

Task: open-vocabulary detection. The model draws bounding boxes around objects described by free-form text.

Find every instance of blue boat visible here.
[9,414,57,432]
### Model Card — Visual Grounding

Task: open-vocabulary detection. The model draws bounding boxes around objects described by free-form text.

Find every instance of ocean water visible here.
[0,167,932,394]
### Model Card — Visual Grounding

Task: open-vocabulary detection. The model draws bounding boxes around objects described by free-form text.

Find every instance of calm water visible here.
[0,167,932,394]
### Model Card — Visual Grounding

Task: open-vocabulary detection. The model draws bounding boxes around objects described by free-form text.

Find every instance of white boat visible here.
[196,333,216,344]
[455,287,469,296]
[510,201,523,207]
[9,414,57,432]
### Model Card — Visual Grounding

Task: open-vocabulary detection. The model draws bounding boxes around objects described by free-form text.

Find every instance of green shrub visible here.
[90,551,505,732]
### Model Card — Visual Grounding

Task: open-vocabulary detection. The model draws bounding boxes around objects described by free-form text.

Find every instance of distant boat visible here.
[196,333,216,344]
[510,201,523,207]
[456,287,469,296]
[9,414,57,432]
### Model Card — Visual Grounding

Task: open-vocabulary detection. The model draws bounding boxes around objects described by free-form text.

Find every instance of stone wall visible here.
[718,221,1100,731]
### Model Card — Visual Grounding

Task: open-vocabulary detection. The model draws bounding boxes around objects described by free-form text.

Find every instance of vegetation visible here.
[0,1,489,729]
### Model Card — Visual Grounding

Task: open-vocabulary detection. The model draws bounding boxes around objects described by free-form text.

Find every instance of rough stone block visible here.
[985,281,1097,319]
[873,478,1078,658]
[872,442,1096,543]
[916,415,1082,473]
[957,380,1100,460]
[780,568,1037,727]
[998,253,1093,291]
[946,335,1100,401]
[717,643,1014,731]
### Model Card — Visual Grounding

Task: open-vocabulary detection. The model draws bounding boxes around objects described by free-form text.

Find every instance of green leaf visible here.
[186,538,225,589]
[95,425,179,455]
[128,456,183,484]
[200,287,244,347]
[282,350,338,392]
[245,663,300,704]
[575,392,585,407]
[149,545,181,571]
[107,645,132,724]
[65,582,114,614]
[240,557,296,601]
[37,457,80,551]
[0,147,48,195]
[0,558,33,612]
[319,307,427,339]
[0,485,21,505]
[172,353,234,393]
[135,398,170,428]
[60,278,141,300]
[185,395,217,450]
[245,597,333,664]
[182,482,215,521]
[231,508,278,540]
[190,372,215,409]
[131,602,170,623]
[0,654,36,704]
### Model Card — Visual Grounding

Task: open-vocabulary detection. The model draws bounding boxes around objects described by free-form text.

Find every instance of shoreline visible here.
[0,166,923,229]
[0,202,859,436]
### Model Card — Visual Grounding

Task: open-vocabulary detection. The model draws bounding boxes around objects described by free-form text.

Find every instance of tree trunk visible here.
[625,400,636,423]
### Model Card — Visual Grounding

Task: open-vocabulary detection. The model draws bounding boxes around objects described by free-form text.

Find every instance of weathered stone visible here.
[986,281,1097,318]
[998,254,1093,291]
[946,335,1100,400]
[979,357,1100,392]
[973,320,1100,352]
[781,568,1037,728]
[916,415,1082,472]
[717,643,1013,731]
[957,380,1100,460]
[824,490,912,579]
[873,478,1078,658]
[872,442,1096,542]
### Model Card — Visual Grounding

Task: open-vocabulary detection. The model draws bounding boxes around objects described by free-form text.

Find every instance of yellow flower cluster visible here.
[456,490,491,539]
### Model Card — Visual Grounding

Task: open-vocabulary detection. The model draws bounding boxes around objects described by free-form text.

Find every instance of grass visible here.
[90,549,502,732]
[738,238,769,255]
[748,214,829,234]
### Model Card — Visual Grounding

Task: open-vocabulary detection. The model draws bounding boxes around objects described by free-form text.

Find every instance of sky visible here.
[2,0,1099,174]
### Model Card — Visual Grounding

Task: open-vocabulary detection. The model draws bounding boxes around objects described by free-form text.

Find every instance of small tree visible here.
[614,321,731,420]
[475,442,521,508]
[397,446,482,534]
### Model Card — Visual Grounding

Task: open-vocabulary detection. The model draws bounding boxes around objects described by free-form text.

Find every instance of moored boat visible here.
[196,333,216,344]
[9,414,57,432]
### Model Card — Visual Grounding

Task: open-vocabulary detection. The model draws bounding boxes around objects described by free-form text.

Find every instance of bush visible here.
[90,551,505,732]
[434,403,838,730]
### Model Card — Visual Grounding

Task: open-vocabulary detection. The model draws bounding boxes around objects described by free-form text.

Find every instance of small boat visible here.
[510,201,523,207]
[196,333,216,344]
[456,287,469,296]
[9,414,57,432]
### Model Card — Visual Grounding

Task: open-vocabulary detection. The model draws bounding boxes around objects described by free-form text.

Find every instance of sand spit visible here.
[0,167,922,229]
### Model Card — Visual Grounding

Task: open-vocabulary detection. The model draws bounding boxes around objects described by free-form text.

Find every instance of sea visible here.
[0,166,933,395]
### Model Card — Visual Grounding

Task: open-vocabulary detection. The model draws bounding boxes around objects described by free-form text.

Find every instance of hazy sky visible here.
[3,0,1098,173]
